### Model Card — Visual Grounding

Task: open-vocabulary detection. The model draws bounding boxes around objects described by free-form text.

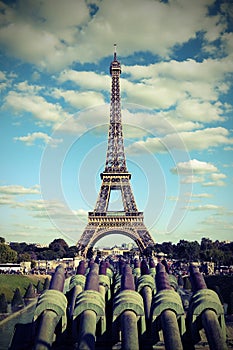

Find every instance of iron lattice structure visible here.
[77,47,155,256]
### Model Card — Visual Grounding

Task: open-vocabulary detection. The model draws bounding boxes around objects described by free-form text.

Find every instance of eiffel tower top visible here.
[110,43,121,75]
[103,44,129,175]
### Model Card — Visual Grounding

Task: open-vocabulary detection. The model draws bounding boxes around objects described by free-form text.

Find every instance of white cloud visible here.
[222,32,233,56]
[117,108,202,139]
[185,192,213,198]
[201,215,233,232]
[171,160,228,187]
[0,185,40,195]
[57,104,109,134]
[127,127,233,154]
[202,180,226,187]
[16,81,42,94]
[0,70,13,91]
[14,132,63,147]
[0,0,90,70]
[0,71,7,81]
[52,88,105,109]
[58,70,109,91]
[0,0,229,70]
[187,204,224,211]
[4,91,69,124]
[126,137,166,155]
[123,57,233,85]
[75,0,224,61]
[0,195,16,205]
[176,99,225,122]
[177,127,233,150]
[0,82,8,91]
[210,173,226,181]
[122,57,233,115]
[13,198,88,229]
[121,78,185,109]
[171,159,218,175]
[181,175,205,184]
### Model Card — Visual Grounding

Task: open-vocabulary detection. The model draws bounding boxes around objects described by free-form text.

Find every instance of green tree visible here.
[49,239,68,252]
[175,240,200,261]
[36,280,44,294]
[160,242,174,257]
[10,242,28,254]
[66,245,79,258]
[200,248,224,263]
[11,288,24,312]
[0,243,17,263]
[43,277,50,290]
[18,252,31,262]
[24,283,36,299]
[200,237,213,251]
[0,293,8,313]
[37,249,55,260]
[0,237,5,244]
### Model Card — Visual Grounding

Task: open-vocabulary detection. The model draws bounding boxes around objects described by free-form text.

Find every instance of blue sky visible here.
[0,0,233,247]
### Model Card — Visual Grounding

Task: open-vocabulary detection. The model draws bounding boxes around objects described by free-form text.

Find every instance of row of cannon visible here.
[12,258,227,349]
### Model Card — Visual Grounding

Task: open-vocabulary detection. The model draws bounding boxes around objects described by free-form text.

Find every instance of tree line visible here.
[0,236,233,266]
[0,237,79,264]
[151,237,233,266]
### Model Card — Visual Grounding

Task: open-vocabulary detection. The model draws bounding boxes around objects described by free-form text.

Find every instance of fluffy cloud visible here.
[176,99,225,122]
[52,89,105,109]
[0,185,40,195]
[4,90,69,124]
[0,71,7,81]
[0,195,16,205]
[202,180,226,187]
[181,176,205,184]
[55,104,109,134]
[127,127,233,154]
[210,173,227,181]
[171,159,218,175]
[14,132,63,147]
[187,204,223,211]
[0,70,14,91]
[185,192,213,198]
[176,127,233,150]
[13,198,88,229]
[58,70,109,91]
[0,0,90,70]
[16,81,42,94]
[0,0,228,70]
[122,57,233,118]
[123,57,233,85]
[121,79,183,110]
[171,160,227,187]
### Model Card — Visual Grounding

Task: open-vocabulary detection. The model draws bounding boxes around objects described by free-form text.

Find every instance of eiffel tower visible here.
[77,45,155,257]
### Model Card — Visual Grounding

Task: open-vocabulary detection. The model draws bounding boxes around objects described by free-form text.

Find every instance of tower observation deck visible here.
[77,45,155,257]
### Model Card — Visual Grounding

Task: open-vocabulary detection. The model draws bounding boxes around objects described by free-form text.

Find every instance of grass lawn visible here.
[0,274,49,302]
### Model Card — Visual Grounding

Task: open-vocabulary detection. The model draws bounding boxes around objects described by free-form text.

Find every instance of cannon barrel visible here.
[137,259,155,327]
[77,263,100,350]
[120,264,140,350]
[151,263,184,350]
[188,264,227,350]
[34,265,67,350]
[69,260,87,318]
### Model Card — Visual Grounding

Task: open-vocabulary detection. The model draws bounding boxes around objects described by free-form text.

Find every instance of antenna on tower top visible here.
[114,43,117,60]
